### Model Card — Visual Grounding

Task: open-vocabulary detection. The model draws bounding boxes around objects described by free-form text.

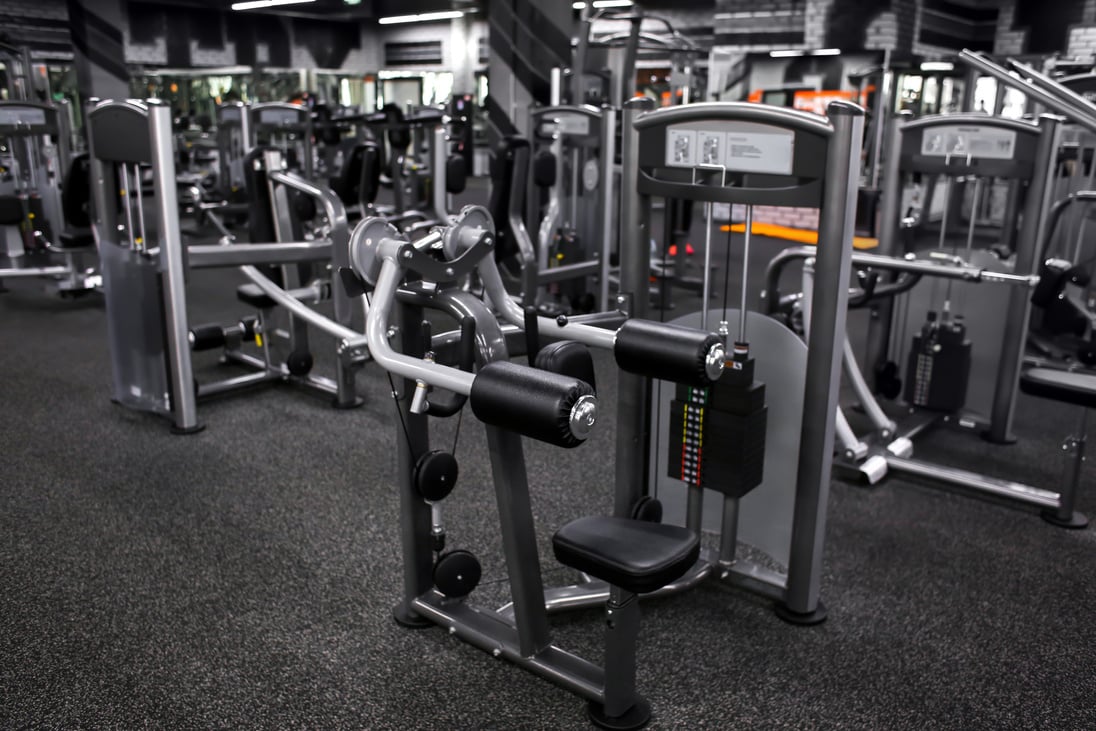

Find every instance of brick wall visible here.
[1067,0,1096,59]
[994,1,1027,56]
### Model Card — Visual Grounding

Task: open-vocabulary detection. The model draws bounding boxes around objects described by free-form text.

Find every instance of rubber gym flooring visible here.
[2,194,1094,729]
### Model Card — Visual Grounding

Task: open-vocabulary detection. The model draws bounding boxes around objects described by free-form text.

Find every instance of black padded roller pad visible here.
[470,361,594,448]
[535,341,597,395]
[614,320,722,386]
[1020,368,1096,409]
[533,150,556,188]
[552,516,699,595]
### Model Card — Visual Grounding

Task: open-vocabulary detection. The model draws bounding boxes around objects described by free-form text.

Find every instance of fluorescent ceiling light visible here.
[379,10,464,24]
[231,0,314,10]
[921,61,955,71]
[770,48,841,58]
[573,1,634,8]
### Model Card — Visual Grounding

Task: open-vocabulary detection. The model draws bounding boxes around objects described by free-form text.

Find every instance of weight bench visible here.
[1019,367,1093,528]
[553,516,699,727]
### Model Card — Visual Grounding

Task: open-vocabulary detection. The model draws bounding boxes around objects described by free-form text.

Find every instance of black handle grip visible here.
[613,320,723,386]
[189,324,226,351]
[470,361,595,448]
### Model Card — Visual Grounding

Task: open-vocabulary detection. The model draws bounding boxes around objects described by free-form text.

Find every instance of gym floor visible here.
[2,208,1094,729]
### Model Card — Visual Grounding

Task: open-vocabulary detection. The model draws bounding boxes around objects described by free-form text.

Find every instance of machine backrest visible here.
[487,135,529,260]
[61,153,92,228]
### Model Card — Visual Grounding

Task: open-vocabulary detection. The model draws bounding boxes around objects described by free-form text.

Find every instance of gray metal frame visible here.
[807,111,1077,520]
[613,100,864,620]
[866,113,1061,443]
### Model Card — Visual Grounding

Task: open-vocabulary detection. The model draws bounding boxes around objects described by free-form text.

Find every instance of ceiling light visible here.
[812,48,841,56]
[379,10,464,24]
[573,0,634,7]
[231,0,315,10]
[921,61,955,72]
[770,50,805,58]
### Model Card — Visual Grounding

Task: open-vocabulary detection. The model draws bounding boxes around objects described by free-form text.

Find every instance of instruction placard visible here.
[259,109,300,126]
[666,126,794,174]
[555,113,590,136]
[0,108,47,126]
[920,125,1017,160]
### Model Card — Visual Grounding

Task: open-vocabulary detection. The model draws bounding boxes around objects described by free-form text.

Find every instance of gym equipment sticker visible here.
[666,127,795,174]
[0,107,47,126]
[920,125,1017,160]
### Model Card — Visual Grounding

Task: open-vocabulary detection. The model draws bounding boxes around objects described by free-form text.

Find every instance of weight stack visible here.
[667,345,767,499]
[904,314,972,412]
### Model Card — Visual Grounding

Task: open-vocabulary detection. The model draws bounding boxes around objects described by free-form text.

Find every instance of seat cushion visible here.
[1020,367,1096,409]
[552,516,699,595]
[237,283,277,310]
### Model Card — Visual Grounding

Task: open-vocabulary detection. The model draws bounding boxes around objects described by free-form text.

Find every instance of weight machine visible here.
[0,100,98,294]
[88,99,368,433]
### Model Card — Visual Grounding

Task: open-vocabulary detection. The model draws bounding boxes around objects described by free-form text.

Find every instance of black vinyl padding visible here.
[244,147,277,244]
[470,360,593,448]
[532,150,556,188]
[236,283,277,310]
[0,195,24,225]
[331,142,382,207]
[552,516,699,595]
[445,155,467,194]
[62,153,92,228]
[1020,367,1096,410]
[486,136,529,260]
[614,319,722,386]
[535,340,597,395]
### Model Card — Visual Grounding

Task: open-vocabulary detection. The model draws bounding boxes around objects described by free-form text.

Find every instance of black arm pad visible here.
[470,361,595,448]
[613,320,722,386]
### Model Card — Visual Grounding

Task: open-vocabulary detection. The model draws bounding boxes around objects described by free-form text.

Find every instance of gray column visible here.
[67,0,129,104]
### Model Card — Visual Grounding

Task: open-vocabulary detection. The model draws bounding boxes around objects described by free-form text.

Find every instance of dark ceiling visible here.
[141,0,478,20]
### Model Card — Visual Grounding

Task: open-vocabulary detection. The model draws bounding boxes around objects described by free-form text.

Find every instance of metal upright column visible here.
[986,114,1062,443]
[392,305,435,627]
[864,111,911,374]
[613,96,655,518]
[149,102,201,434]
[597,105,617,312]
[779,101,864,623]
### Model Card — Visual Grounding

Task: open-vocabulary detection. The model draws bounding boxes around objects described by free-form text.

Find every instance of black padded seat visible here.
[236,283,277,310]
[1020,368,1096,410]
[552,516,699,595]
[57,229,95,249]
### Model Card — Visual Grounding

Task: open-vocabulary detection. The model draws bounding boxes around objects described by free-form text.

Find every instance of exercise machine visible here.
[0,100,98,294]
[346,205,723,728]
[88,99,368,433]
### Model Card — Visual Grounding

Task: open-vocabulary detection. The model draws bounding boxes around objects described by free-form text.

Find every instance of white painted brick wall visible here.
[805,0,833,49]
[994,1,1027,56]
[753,205,820,231]
[864,12,899,51]
[1068,25,1096,59]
